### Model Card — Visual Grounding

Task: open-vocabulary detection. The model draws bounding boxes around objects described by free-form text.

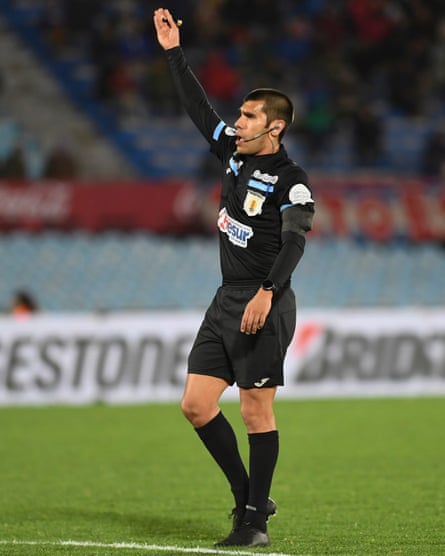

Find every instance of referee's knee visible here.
[181,396,204,427]
[240,398,276,432]
[180,396,195,422]
[181,396,220,428]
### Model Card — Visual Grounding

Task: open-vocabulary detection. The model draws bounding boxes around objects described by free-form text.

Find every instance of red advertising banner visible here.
[0,176,444,240]
[0,179,203,234]
[311,176,445,241]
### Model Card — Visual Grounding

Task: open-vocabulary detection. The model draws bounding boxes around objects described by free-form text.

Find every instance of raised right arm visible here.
[153,8,222,144]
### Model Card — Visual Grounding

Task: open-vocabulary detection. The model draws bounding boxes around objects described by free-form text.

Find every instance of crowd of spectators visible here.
[0,140,79,180]
[12,0,445,175]
[0,61,79,180]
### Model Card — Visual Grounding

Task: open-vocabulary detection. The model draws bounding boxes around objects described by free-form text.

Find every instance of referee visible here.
[154,8,315,548]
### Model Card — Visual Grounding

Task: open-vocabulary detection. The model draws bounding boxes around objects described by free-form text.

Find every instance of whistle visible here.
[162,17,183,27]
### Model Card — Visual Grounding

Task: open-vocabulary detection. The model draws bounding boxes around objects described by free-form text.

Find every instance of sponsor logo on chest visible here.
[252,170,278,185]
[217,208,253,248]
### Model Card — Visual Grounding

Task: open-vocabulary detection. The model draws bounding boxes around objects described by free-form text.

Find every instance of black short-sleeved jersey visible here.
[166,47,314,287]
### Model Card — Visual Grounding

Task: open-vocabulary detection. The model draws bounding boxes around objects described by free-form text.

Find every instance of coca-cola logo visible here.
[0,184,71,222]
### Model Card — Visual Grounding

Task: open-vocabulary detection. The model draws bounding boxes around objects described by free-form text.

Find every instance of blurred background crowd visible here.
[82,0,445,175]
[0,0,444,179]
[0,0,444,313]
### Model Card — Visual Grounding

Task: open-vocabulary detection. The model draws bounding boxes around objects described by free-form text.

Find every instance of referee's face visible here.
[234,100,275,156]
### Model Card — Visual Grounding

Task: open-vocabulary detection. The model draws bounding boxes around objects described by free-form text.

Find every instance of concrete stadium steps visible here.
[0,15,134,178]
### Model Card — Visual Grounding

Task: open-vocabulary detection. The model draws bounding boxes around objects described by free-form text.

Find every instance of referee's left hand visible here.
[240,289,273,335]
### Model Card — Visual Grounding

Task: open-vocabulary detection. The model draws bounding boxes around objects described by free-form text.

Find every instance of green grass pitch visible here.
[0,397,444,555]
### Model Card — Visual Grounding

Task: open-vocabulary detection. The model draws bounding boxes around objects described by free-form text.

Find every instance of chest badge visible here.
[243,190,266,216]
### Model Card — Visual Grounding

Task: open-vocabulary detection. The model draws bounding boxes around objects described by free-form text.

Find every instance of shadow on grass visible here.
[40,506,220,544]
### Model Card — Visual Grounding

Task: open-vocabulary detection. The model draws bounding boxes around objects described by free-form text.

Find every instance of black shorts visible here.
[188,285,296,388]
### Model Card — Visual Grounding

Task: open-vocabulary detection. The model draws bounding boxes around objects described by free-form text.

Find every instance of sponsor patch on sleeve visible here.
[289,183,314,205]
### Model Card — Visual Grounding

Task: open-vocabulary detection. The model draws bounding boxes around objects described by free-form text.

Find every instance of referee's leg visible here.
[181,373,250,518]
[239,386,277,433]
[240,387,278,533]
[181,373,228,428]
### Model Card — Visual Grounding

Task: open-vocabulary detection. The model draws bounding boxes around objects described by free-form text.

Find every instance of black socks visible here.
[195,412,249,510]
[196,413,279,532]
[244,430,279,531]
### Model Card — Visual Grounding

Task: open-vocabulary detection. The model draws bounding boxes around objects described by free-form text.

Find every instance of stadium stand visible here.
[0,117,44,179]
[0,9,134,179]
[1,0,444,178]
[0,232,444,313]
[0,1,444,313]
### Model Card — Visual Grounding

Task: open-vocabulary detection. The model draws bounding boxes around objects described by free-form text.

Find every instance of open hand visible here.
[153,8,180,50]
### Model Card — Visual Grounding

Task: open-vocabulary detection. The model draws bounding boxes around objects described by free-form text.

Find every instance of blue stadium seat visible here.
[1,233,444,312]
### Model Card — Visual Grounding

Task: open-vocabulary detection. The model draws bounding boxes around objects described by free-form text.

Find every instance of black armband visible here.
[282,203,314,236]
[265,233,305,291]
[264,204,314,291]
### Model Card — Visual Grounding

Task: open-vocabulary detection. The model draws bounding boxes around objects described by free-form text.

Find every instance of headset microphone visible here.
[242,125,281,143]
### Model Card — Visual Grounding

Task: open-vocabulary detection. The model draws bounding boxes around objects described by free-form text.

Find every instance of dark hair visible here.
[243,88,294,139]
[12,290,38,312]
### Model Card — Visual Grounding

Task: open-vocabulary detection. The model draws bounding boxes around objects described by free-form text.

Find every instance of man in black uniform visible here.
[154,8,315,548]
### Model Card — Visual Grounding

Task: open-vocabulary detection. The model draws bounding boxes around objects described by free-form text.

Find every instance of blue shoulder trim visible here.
[213,121,226,141]
[280,203,293,212]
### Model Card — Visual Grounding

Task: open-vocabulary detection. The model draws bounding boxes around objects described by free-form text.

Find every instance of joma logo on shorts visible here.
[254,377,271,387]
[217,208,253,248]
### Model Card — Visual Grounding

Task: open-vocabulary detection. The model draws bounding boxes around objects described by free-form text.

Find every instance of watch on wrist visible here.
[261,279,276,293]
